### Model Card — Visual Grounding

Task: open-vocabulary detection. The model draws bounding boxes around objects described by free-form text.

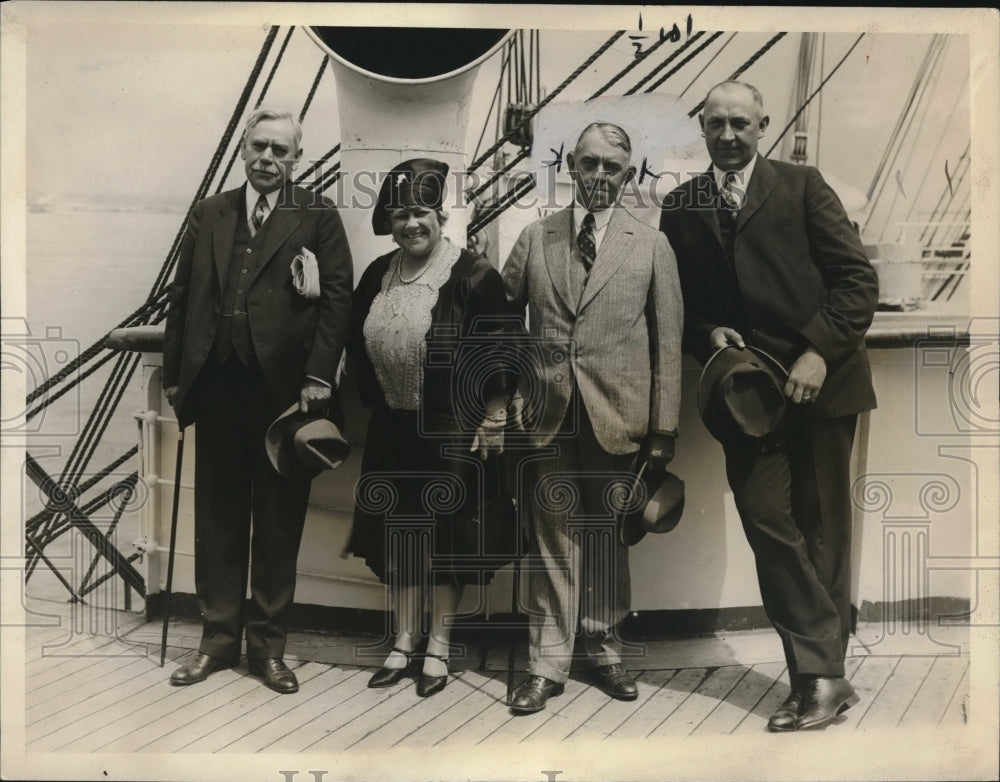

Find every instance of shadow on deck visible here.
[22,596,969,754]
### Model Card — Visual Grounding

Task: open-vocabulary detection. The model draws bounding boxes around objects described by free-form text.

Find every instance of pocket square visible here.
[291,247,321,300]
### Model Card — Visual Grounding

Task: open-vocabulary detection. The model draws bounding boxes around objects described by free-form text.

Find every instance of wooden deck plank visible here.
[559,670,655,742]
[145,664,360,753]
[167,662,329,753]
[266,669,411,753]
[607,668,704,739]
[21,606,973,755]
[351,670,501,750]
[27,653,149,722]
[521,672,649,743]
[940,663,969,725]
[730,666,790,734]
[221,666,368,753]
[295,679,433,753]
[476,677,593,746]
[25,647,190,750]
[392,672,506,748]
[695,661,786,735]
[588,668,677,740]
[900,657,969,727]
[24,624,69,649]
[126,670,277,752]
[848,656,901,730]
[407,672,512,747]
[43,661,281,753]
[648,665,748,737]
[25,633,132,680]
[855,656,936,730]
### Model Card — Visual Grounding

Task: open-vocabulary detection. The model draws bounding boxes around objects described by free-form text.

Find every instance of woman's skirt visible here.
[344,406,519,590]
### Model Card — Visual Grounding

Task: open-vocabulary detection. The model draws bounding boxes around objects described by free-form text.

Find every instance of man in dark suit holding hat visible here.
[660,81,878,730]
[162,108,353,693]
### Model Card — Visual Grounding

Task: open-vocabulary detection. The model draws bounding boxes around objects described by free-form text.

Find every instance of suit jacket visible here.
[502,207,683,454]
[163,182,353,427]
[659,156,878,419]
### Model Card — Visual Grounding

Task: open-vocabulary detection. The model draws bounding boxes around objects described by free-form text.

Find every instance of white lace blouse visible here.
[362,238,462,410]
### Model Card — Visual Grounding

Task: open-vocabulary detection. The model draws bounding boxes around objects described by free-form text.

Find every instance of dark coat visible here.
[659,156,879,419]
[345,246,519,586]
[163,182,353,427]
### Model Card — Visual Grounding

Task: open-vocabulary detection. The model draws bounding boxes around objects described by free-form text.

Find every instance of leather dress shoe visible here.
[368,647,418,689]
[510,675,565,714]
[249,657,299,694]
[170,652,237,686]
[416,652,449,698]
[795,675,860,730]
[767,687,803,732]
[592,663,638,701]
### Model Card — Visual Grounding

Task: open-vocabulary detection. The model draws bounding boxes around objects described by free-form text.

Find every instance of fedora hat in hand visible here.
[265,404,350,481]
[697,345,789,448]
[619,461,686,547]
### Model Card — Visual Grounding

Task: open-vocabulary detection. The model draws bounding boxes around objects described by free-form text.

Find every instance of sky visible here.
[20,7,971,223]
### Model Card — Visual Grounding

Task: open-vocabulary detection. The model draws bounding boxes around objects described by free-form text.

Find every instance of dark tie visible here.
[250,192,269,236]
[577,212,596,272]
[719,171,741,218]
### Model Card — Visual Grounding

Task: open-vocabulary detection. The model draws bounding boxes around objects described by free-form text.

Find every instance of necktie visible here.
[250,192,269,236]
[719,171,741,218]
[577,212,596,272]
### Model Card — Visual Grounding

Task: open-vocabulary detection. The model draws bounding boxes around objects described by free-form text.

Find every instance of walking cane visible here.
[160,426,185,667]
[506,554,521,705]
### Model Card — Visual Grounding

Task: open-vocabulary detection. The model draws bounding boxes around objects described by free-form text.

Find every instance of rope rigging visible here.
[764,33,866,159]
[468,31,791,238]
[22,25,287,596]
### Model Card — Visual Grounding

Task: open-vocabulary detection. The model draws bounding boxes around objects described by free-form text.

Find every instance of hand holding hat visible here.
[265,403,350,481]
[697,343,789,450]
[618,461,686,547]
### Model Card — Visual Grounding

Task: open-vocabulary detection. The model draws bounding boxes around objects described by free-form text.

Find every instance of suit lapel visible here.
[691,170,723,247]
[212,187,242,287]
[736,155,777,233]
[542,209,577,317]
[577,208,635,312]
[248,182,301,287]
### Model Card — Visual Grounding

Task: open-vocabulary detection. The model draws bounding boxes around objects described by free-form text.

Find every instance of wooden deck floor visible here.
[21,597,969,754]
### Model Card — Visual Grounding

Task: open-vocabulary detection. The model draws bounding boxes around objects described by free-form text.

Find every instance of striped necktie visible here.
[577,212,596,271]
[250,192,269,236]
[719,171,741,218]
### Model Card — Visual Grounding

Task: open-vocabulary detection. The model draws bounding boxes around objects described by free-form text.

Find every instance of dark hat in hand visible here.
[697,345,788,448]
[265,403,350,481]
[372,158,450,235]
[619,461,686,547]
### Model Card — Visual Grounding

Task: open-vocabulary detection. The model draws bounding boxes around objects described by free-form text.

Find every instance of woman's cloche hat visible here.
[372,158,450,236]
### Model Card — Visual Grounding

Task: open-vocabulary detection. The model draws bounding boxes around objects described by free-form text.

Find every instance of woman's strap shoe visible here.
[368,646,418,688]
[416,652,449,698]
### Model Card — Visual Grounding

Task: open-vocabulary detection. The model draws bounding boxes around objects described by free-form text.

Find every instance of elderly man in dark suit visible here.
[660,81,878,731]
[503,122,684,714]
[162,108,353,693]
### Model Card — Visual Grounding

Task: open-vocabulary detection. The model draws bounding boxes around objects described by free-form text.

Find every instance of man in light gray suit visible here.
[502,122,683,714]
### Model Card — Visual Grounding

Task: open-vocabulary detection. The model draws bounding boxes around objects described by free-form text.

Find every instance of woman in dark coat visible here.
[344,158,515,697]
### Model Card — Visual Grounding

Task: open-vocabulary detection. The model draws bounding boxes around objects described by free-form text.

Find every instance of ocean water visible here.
[19,209,185,602]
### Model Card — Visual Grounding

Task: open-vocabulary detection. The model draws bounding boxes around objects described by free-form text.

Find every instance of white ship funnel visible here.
[306,27,511,275]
